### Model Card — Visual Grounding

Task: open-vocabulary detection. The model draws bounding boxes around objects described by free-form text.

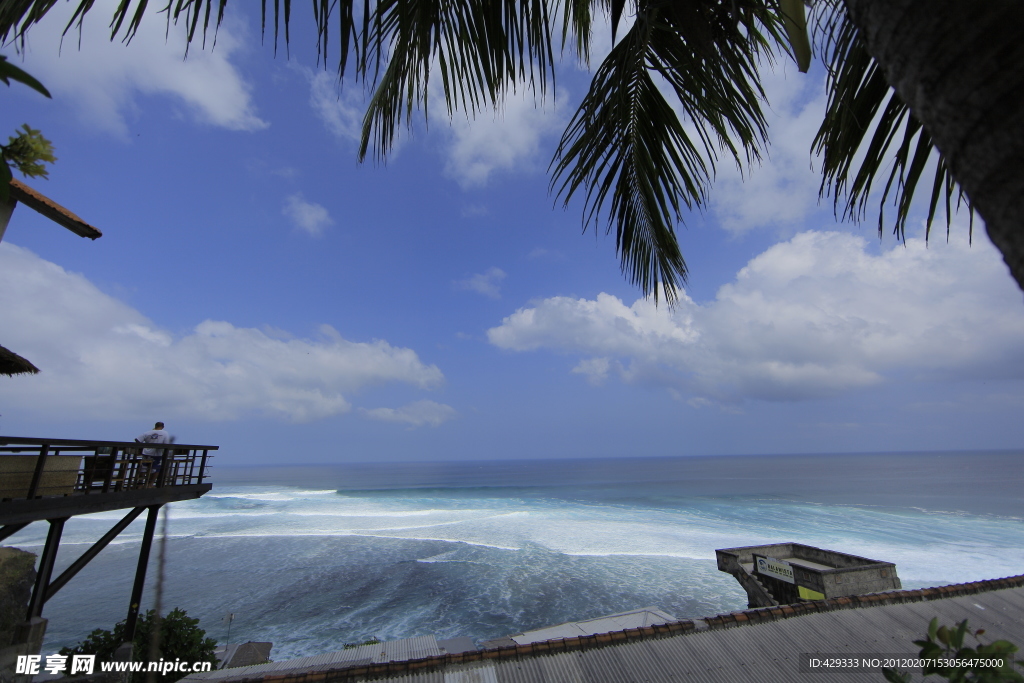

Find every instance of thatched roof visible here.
[0,344,40,376]
[8,179,102,239]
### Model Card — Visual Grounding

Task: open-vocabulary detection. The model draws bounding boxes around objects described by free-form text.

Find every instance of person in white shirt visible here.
[136,422,171,485]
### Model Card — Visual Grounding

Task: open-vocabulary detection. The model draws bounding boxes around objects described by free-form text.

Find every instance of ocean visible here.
[6,451,1023,660]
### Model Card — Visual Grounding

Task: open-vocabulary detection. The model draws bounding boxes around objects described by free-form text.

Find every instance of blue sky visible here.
[3,1,1024,465]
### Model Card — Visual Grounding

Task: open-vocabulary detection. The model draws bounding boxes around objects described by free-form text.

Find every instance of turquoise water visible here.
[6,451,1023,660]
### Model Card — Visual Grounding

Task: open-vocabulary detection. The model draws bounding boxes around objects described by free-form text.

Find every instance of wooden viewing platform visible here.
[0,436,217,666]
[0,436,215,526]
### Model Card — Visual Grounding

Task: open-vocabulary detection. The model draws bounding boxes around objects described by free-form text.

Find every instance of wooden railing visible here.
[0,437,216,501]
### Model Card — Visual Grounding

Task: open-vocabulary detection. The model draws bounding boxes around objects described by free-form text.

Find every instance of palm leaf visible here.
[0,1,568,168]
[778,0,810,72]
[552,0,780,303]
[560,0,596,62]
[0,53,51,97]
[812,2,973,243]
[358,0,561,161]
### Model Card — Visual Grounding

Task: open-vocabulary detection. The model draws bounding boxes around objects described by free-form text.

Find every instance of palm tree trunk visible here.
[842,0,1024,293]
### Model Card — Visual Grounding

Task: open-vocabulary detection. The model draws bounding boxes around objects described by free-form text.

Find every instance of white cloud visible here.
[571,357,612,386]
[304,58,563,182]
[708,63,828,235]
[15,0,267,136]
[488,228,1024,403]
[306,68,366,144]
[455,267,506,299]
[461,204,489,218]
[0,244,444,422]
[443,89,567,187]
[360,400,458,428]
[283,193,334,237]
[303,66,412,157]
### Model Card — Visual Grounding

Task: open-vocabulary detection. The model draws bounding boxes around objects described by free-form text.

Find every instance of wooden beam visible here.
[0,195,15,241]
[26,517,67,619]
[0,521,30,543]
[0,483,212,526]
[44,506,146,603]
[123,506,160,643]
[8,179,102,239]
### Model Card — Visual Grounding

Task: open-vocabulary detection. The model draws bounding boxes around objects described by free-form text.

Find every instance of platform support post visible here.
[123,504,161,646]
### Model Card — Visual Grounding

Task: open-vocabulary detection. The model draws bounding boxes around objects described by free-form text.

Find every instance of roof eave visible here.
[0,344,40,376]
[8,179,102,240]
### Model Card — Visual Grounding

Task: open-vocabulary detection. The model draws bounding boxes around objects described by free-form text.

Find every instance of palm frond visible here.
[812,3,973,243]
[356,0,558,161]
[0,1,230,51]
[778,0,810,72]
[560,0,596,63]
[1,0,563,162]
[0,53,51,96]
[551,0,779,303]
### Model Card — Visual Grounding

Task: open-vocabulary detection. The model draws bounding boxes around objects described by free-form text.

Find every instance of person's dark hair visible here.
[155,421,164,429]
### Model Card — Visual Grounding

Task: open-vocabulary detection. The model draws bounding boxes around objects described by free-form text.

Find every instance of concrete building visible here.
[717,542,902,607]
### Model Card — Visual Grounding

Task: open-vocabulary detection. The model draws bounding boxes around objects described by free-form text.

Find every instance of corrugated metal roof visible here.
[511,608,677,645]
[185,636,440,681]
[380,635,442,663]
[183,575,1024,683]
[445,664,499,682]
[532,651,586,683]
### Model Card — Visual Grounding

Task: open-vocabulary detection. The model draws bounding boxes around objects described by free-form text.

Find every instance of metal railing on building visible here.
[0,436,213,501]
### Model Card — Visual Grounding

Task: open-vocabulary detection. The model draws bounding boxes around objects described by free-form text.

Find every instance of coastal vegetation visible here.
[883,619,1023,683]
[0,55,56,202]
[59,607,218,683]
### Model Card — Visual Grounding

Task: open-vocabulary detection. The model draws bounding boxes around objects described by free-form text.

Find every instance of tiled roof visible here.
[8,179,102,239]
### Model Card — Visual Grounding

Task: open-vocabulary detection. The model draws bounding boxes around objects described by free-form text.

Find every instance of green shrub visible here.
[59,608,218,683]
[883,618,1023,683]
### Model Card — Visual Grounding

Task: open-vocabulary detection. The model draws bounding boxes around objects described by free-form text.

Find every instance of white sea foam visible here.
[17,460,1024,661]
[22,484,1024,585]
[173,531,521,551]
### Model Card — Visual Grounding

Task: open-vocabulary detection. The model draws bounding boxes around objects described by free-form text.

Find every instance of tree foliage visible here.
[0,0,975,301]
[59,607,219,683]
[0,53,55,202]
[2,124,56,179]
[551,1,781,299]
[883,618,1023,683]
[811,1,972,246]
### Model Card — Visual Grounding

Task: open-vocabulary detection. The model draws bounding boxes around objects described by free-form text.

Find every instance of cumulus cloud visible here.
[708,63,828,235]
[306,68,366,144]
[455,267,506,299]
[571,357,612,386]
[443,89,567,187]
[14,0,267,136]
[488,229,1024,403]
[360,400,458,428]
[0,244,444,422]
[283,193,334,236]
[304,59,562,180]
